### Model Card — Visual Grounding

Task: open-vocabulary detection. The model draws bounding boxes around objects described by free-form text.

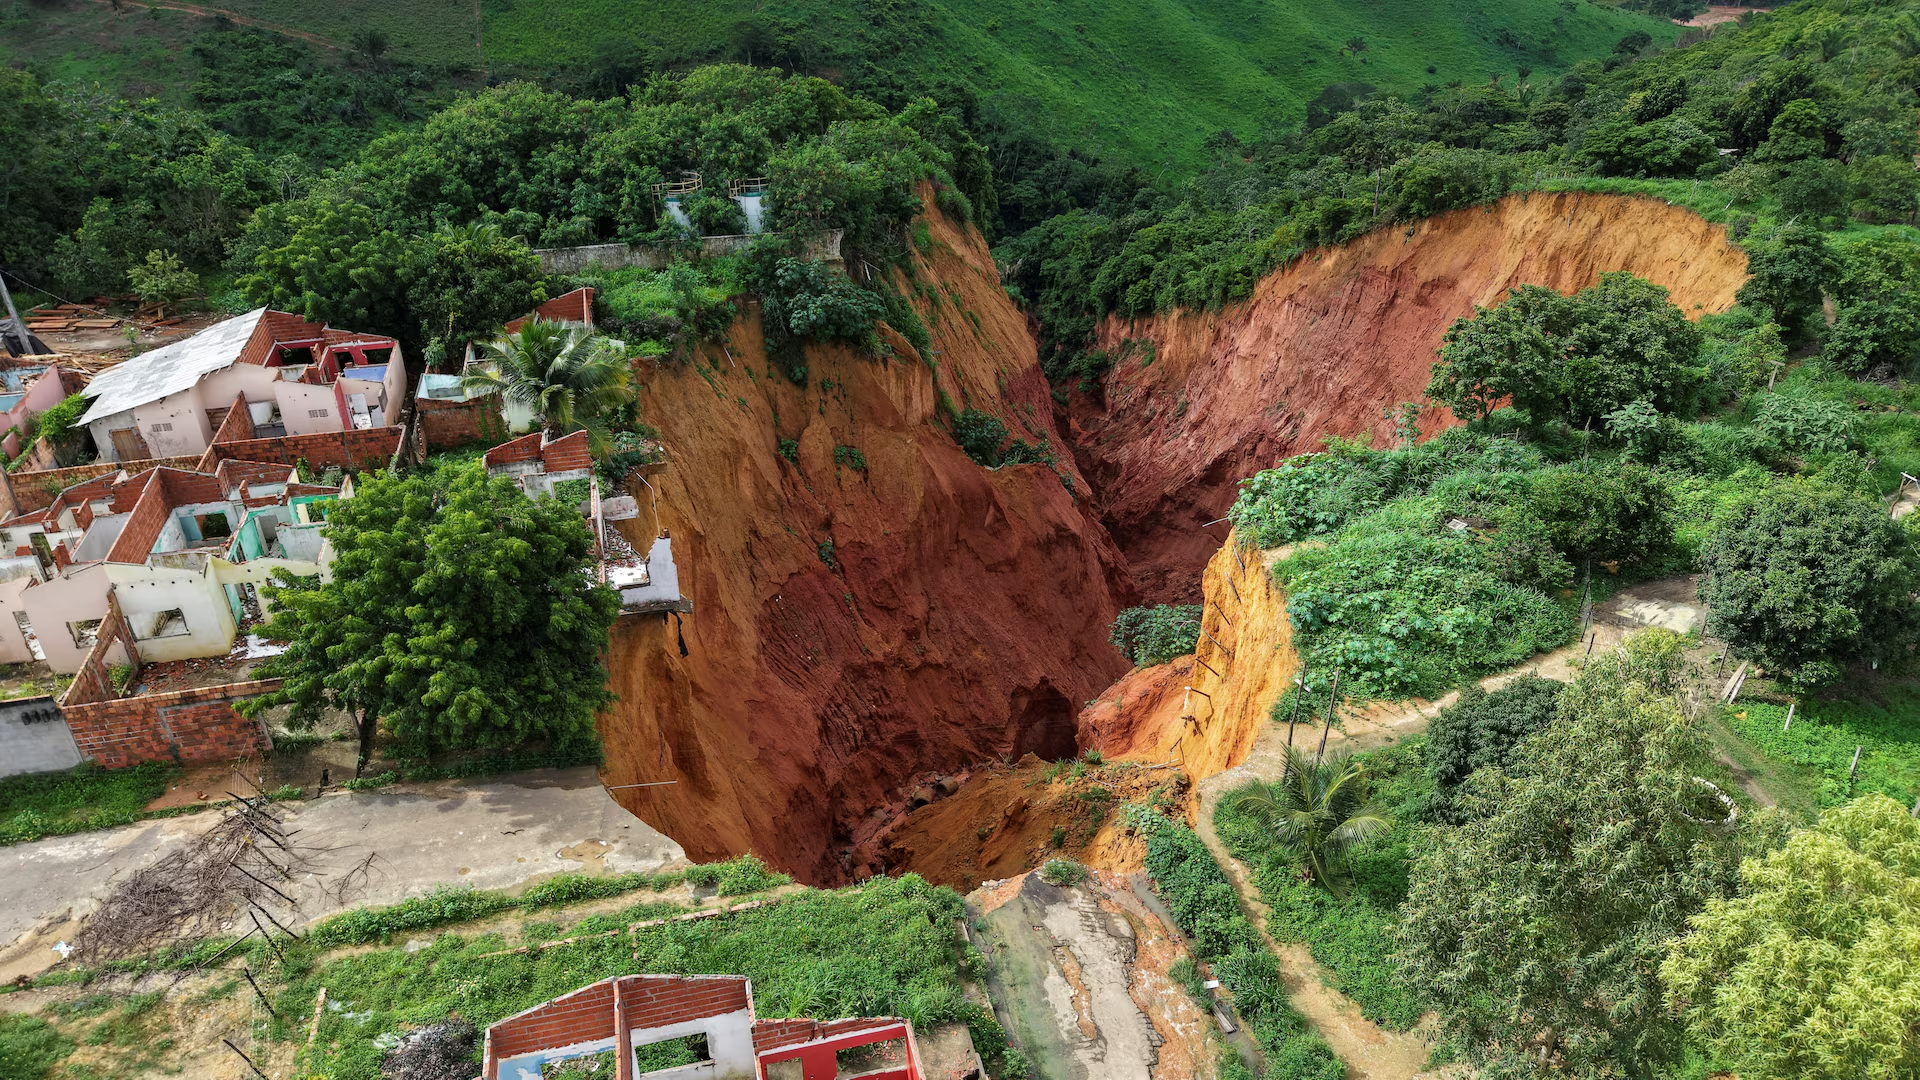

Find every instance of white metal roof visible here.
[78,309,268,426]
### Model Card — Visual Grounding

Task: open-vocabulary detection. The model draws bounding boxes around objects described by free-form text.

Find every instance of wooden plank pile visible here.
[23,303,97,334]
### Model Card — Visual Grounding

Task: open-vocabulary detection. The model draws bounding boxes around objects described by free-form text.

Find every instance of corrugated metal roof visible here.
[78,309,268,426]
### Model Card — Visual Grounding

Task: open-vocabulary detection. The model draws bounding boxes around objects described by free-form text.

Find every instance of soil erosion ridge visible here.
[599,195,1135,884]
[1073,190,1750,602]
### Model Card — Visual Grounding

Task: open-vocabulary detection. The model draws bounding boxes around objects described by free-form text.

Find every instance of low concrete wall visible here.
[535,230,843,274]
[0,695,79,777]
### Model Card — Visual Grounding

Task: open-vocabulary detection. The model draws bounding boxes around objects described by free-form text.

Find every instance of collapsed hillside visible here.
[1070,191,1750,602]
[598,200,1134,885]
[603,191,1750,886]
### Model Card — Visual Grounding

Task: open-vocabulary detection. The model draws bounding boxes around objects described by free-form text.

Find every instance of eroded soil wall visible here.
[599,200,1134,884]
[1073,191,1749,601]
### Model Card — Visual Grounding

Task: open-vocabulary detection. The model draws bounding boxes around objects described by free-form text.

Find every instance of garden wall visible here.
[59,679,279,770]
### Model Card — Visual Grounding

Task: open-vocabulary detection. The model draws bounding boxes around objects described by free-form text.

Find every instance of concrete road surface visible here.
[0,767,684,978]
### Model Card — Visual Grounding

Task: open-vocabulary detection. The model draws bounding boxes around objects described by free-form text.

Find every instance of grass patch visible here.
[1128,805,1344,1080]
[0,1014,74,1080]
[284,874,968,1079]
[0,762,177,846]
[1721,688,1920,811]
[308,855,790,948]
[1214,741,1431,1031]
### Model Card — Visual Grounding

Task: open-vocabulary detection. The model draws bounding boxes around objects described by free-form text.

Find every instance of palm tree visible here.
[463,318,635,456]
[1222,745,1390,897]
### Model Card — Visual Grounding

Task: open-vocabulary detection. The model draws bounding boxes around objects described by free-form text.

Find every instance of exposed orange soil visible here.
[1072,191,1749,601]
[880,756,1174,889]
[598,193,1134,884]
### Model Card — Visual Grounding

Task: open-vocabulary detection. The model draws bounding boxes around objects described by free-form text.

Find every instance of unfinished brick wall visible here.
[61,679,279,770]
[487,976,751,1063]
[416,394,508,451]
[204,428,403,473]
[0,456,204,519]
[60,590,141,710]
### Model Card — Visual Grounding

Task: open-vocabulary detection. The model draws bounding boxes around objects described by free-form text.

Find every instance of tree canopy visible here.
[245,469,620,767]
[1699,477,1920,687]
[1662,794,1920,1080]
[1426,272,1706,429]
[1396,653,1786,1076]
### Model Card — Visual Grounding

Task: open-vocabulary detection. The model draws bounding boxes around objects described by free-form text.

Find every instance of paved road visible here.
[0,768,684,979]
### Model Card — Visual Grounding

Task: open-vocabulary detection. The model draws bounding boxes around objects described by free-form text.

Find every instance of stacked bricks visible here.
[539,430,592,474]
[617,974,750,1033]
[483,431,544,468]
[61,679,279,770]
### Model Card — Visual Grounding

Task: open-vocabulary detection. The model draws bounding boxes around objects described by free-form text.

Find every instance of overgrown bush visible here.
[951,408,1056,469]
[1039,859,1089,887]
[1108,605,1203,667]
[1424,675,1562,821]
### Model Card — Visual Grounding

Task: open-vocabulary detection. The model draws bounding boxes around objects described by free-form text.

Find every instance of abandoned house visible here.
[78,308,405,462]
[0,460,343,672]
[434,287,599,435]
[482,973,926,1080]
[0,362,81,459]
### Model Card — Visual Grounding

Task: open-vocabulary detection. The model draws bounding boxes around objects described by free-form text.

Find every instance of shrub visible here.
[1750,394,1859,457]
[0,1014,73,1079]
[1514,460,1677,569]
[1039,859,1089,887]
[951,408,1054,469]
[1701,478,1920,686]
[1109,605,1203,667]
[1424,674,1561,821]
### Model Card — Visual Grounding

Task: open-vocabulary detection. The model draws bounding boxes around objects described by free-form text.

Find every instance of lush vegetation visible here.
[1422,673,1562,822]
[1215,740,1431,1031]
[1397,649,1787,1078]
[0,762,176,846]
[1128,805,1344,1080]
[308,856,789,948]
[1232,427,1581,700]
[1218,746,1390,897]
[1000,0,1920,374]
[1108,604,1203,667]
[1231,268,1920,698]
[287,873,970,1078]
[1699,476,1920,687]
[1723,689,1920,810]
[5,0,1678,204]
[462,318,636,454]
[1662,795,1920,1080]
[244,465,620,768]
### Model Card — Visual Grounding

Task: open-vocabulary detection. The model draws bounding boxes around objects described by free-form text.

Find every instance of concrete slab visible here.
[970,874,1156,1080]
[0,768,684,978]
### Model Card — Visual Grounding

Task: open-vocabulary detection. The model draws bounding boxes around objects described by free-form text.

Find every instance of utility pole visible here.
[0,270,25,356]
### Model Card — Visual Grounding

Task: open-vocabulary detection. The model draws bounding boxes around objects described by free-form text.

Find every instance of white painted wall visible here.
[21,564,112,674]
[129,390,216,459]
[106,562,238,664]
[274,381,342,436]
[0,575,39,665]
[196,363,282,418]
[86,408,140,463]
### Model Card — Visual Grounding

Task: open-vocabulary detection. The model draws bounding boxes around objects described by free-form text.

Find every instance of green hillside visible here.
[3,0,1682,175]
[482,0,1684,172]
